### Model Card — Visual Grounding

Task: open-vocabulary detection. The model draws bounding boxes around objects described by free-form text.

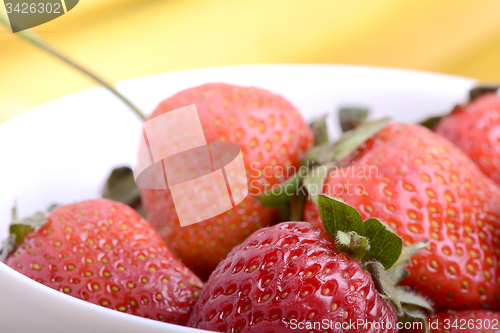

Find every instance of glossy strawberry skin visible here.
[401,310,500,333]
[188,222,397,333]
[4,199,203,325]
[435,93,500,185]
[149,83,313,195]
[304,123,500,311]
[142,193,276,280]
[139,83,312,279]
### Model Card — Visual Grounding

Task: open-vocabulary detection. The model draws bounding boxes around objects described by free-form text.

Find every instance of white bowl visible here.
[0,65,475,332]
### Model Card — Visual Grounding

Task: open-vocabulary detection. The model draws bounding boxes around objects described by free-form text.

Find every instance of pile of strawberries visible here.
[3,83,500,333]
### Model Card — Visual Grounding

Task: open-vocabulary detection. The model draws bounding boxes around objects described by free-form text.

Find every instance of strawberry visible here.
[188,195,432,333]
[303,123,500,311]
[3,199,203,325]
[400,310,500,333]
[138,83,313,279]
[435,92,500,185]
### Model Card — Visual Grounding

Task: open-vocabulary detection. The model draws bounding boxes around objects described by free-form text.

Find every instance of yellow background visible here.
[1,0,500,123]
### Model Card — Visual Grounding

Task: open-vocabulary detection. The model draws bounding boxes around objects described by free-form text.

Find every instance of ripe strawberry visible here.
[3,199,203,325]
[435,93,500,185]
[188,195,431,333]
[401,310,500,333]
[303,123,500,311]
[139,83,313,279]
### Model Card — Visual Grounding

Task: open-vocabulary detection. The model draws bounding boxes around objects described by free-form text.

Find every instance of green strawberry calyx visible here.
[469,84,499,102]
[338,107,369,133]
[310,114,330,146]
[102,166,146,217]
[335,230,370,261]
[258,117,390,209]
[0,204,55,261]
[421,85,500,130]
[318,194,433,329]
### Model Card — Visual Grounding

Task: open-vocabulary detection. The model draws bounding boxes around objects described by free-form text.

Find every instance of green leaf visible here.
[258,171,306,208]
[300,143,330,167]
[387,240,429,283]
[303,118,388,203]
[269,118,390,210]
[469,84,499,101]
[302,118,390,166]
[318,195,364,237]
[332,118,390,161]
[419,116,442,130]
[387,264,409,284]
[339,107,369,132]
[310,114,330,146]
[336,231,370,261]
[0,234,16,262]
[362,218,403,270]
[13,211,46,227]
[401,306,427,319]
[366,261,402,315]
[1,203,61,261]
[399,309,429,333]
[102,166,141,206]
[302,164,330,204]
[9,211,46,245]
[10,224,35,246]
[102,166,145,217]
[1,209,48,260]
[396,286,434,314]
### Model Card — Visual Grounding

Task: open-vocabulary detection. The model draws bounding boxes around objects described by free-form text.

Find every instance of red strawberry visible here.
[188,196,431,333]
[401,310,500,333]
[435,93,500,185]
[4,199,203,325]
[138,83,313,279]
[303,123,500,311]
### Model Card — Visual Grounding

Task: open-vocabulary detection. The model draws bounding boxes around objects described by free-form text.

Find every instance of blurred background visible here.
[1,0,500,124]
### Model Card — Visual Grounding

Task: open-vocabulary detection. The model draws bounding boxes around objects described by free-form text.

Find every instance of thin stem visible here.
[0,14,146,121]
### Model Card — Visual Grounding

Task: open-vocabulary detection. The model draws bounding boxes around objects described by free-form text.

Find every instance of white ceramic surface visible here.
[0,65,476,333]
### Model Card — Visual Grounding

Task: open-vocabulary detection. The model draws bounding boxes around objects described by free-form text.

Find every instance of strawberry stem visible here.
[289,189,307,221]
[11,202,18,222]
[336,231,370,261]
[0,14,146,121]
[318,195,434,322]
